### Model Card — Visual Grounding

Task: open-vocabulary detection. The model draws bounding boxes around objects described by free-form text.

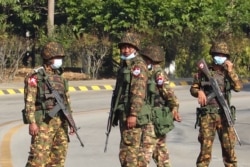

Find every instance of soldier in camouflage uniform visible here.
[190,41,242,167]
[24,42,74,167]
[139,44,181,167]
[112,32,149,167]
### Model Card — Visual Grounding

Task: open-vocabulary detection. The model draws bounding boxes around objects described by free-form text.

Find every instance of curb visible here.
[0,81,193,96]
[0,85,115,96]
[0,79,248,96]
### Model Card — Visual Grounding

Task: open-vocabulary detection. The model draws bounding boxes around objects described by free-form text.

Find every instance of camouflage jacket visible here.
[148,64,179,112]
[24,66,72,123]
[116,55,148,117]
[190,64,242,106]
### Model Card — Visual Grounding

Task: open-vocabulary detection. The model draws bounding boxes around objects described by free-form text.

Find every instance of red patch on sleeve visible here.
[156,76,164,86]
[28,76,38,87]
[132,66,141,76]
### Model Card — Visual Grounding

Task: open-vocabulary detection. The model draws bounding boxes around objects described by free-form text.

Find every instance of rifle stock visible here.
[197,59,241,145]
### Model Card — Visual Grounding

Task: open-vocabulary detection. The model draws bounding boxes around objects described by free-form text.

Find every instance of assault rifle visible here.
[104,80,122,152]
[197,59,241,145]
[35,67,84,147]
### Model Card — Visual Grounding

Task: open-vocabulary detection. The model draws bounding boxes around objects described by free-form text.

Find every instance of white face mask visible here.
[213,56,227,65]
[120,52,136,60]
[51,59,63,69]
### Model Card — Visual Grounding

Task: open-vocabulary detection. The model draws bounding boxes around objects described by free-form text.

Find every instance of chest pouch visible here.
[122,68,131,83]
[152,106,174,136]
[136,102,152,126]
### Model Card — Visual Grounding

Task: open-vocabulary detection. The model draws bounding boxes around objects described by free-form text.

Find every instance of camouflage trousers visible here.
[119,121,145,167]
[139,123,171,167]
[196,112,237,167]
[26,116,69,167]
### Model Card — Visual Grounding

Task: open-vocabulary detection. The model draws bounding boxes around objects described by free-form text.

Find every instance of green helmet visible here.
[209,41,230,56]
[140,45,165,63]
[41,42,65,60]
[118,32,140,50]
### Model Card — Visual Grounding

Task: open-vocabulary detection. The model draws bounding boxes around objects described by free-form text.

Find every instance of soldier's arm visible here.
[156,70,181,121]
[129,62,148,117]
[227,69,242,92]
[190,73,201,98]
[224,60,242,92]
[24,74,38,124]
[156,70,179,112]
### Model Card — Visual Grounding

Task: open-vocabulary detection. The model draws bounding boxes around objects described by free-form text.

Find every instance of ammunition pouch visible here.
[21,109,29,124]
[152,106,174,136]
[136,104,152,126]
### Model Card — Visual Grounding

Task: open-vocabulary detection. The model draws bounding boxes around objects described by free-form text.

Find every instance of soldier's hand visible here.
[172,111,182,122]
[127,116,137,129]
[29,123,39,136]
[224,60,233,72]
[69,127,75,135]
[198,90,207,106]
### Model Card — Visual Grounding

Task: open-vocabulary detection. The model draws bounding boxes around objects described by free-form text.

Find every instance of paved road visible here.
[0,81,249,167]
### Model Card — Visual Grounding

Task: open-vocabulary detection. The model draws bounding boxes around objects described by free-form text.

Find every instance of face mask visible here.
[51,59,63,69]
[121,52,136,60]
[213,56,227,65]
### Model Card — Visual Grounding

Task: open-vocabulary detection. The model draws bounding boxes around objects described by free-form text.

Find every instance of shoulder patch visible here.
[156,74,164,86]
[27,75,38,87]
[132,66,141,76]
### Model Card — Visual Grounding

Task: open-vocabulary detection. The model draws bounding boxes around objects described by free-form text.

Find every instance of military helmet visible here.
[140,45,165,63]
[118,32,140,50]
[41,42,65,60]
[209,41,230,57]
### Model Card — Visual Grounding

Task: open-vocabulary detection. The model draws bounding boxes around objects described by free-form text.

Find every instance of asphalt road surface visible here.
[0,83,249,167]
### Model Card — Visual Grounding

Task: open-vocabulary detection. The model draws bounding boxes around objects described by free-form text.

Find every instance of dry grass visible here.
[9,68,90,83]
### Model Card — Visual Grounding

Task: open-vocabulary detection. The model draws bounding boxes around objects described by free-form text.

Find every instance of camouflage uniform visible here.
[114,32,149,167]
[140,45,179,167]
[24,42,71,167]
[190,41,242,167]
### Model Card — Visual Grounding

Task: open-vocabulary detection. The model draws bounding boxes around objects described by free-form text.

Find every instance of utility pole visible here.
[48,0,55,37]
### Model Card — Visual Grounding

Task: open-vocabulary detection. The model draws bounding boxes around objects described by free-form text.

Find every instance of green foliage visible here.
[1,0,250,78]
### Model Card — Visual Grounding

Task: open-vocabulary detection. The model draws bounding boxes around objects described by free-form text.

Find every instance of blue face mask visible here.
[51,59,63,69]
[213,56,227,65]
[120,52,136,60]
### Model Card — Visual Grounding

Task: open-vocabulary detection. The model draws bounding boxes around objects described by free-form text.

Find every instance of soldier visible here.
[111,32,150,166]
[190,41,242,167]
[139,44,181,167]
[24,42,74,167]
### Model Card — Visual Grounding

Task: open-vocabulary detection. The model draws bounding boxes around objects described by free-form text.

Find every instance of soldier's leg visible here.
[218,124,237,167]
[196,114,216,167]
[119,126,143,167]
[152,135,171,167]
[48,124,69,166]
[25,122,53,167]
[139,123,157,166]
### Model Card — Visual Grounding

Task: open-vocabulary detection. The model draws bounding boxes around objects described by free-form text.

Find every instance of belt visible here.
[199,106,223,115]
[35,105,61,117]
